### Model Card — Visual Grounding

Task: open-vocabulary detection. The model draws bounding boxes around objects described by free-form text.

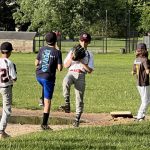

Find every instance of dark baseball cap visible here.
[0,42,13,53]
[45,32,57,45]
[137,43,147,51]
[80,32,91,42]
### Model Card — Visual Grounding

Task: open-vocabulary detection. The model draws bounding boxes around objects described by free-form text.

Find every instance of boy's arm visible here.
[57,50,63,71]
[35,59,40,68]
[143,59,150,74]
[81,63,93,73]
[57,64,63,71]
[132,63,137,75]
[81,51,94,73]
[9,63,17,81]
[146,69,150,74]
[64,52,73,68]
[13,78,17,81]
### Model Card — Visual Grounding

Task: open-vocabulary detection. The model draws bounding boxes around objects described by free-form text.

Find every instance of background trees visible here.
[0,0,17,30]
[0,0,150,38]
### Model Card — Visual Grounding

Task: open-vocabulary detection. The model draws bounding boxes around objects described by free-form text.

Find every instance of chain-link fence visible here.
[33,31,138,54]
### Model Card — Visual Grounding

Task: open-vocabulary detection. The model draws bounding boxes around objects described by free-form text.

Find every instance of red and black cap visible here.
[80,32,91,42]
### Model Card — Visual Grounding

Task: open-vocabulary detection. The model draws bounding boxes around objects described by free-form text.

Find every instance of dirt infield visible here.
[0,108,145,137]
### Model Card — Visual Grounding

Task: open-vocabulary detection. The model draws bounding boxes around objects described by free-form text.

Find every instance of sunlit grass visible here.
[1,122,150,149]
[2,52,142,117]
[1,52,150,149]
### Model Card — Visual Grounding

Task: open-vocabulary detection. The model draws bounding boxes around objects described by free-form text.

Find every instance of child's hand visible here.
[55,44,59,50]
[131,71,136,75]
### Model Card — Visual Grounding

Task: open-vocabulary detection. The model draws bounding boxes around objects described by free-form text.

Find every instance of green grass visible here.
[1,122,150,149]
[0,52,141,115]
[1,52,150,149]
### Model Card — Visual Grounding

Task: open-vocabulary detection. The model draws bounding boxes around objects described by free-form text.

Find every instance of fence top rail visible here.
[0,31,37,40]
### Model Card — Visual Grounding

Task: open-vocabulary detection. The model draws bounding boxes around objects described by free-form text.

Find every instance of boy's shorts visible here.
[36,77,55,100]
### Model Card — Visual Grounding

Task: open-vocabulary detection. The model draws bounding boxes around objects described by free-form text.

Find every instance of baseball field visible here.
[1,52,150,149]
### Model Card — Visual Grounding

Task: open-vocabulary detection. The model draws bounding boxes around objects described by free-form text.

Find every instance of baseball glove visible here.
[72,44,86,61]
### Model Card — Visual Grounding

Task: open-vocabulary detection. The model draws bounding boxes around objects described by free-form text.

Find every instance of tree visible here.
[135,2,150,34]
[13,0,143,37]
[0,0,17,30]
[13,0,89,39]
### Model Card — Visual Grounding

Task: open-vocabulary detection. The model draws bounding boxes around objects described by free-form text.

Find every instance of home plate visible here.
[110,111,133,118]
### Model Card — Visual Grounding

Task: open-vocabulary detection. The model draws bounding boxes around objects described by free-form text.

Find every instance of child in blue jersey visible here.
[35,32,63,130]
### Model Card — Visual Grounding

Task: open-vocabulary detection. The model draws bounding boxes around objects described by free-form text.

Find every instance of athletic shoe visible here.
[134,116,145,122]
[0,131,10,139]
[59,104,70,113]
[72,120,80,127]
[41,125,53,130]
[39,99,44,106]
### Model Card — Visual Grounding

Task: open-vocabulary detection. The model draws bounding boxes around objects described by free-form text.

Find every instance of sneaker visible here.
[0,131,10,139]
[73,120,80,127]
[59,104,70,113]
[41,125,53,130]
[39,99,44,106]
[134,116,145,122]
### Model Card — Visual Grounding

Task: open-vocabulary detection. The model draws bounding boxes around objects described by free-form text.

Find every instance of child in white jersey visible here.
[0,42,17,138]
[132,43,150,121]
[60,32,94,127]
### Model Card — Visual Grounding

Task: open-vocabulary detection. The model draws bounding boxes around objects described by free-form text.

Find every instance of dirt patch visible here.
[0,108,145,138]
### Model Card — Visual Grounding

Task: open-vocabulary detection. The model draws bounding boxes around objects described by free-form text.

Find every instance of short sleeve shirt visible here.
[36,46,62,81]
[133,57,150,86]
[64,50,94,72]
[0,58,17,87]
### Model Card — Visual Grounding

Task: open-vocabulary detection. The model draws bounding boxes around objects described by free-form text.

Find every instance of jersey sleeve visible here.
[9,62,17,80]
[88,52,94,70]
[64,51,72,64]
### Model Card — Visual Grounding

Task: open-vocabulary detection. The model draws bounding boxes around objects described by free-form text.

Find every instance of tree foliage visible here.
[13,0,131,37]
[133,1,150,34]
[0,0,17,30]
[0,0,148,37]
[140,5,150,33]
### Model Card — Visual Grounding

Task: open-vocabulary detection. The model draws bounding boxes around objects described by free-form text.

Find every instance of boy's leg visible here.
[42,80,55,130]
[137,86,150,119]
[39,88,44,106]
[0,86,12,132]
[73,73,85,127]
[41,99,52,129]
[61,73,74,113]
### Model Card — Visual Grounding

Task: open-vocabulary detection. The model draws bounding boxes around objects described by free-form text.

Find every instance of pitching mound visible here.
[0,108,148,138]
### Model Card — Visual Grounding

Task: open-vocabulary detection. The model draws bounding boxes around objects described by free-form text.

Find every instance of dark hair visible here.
[136,43,148,58]
[45,32,57,46]
[136,50,148,58]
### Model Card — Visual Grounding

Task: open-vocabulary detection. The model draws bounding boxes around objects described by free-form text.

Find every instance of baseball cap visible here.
[0,42,13,53]
[137,43,147,51]
[45,32,57,45]
[80,32,91,42]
